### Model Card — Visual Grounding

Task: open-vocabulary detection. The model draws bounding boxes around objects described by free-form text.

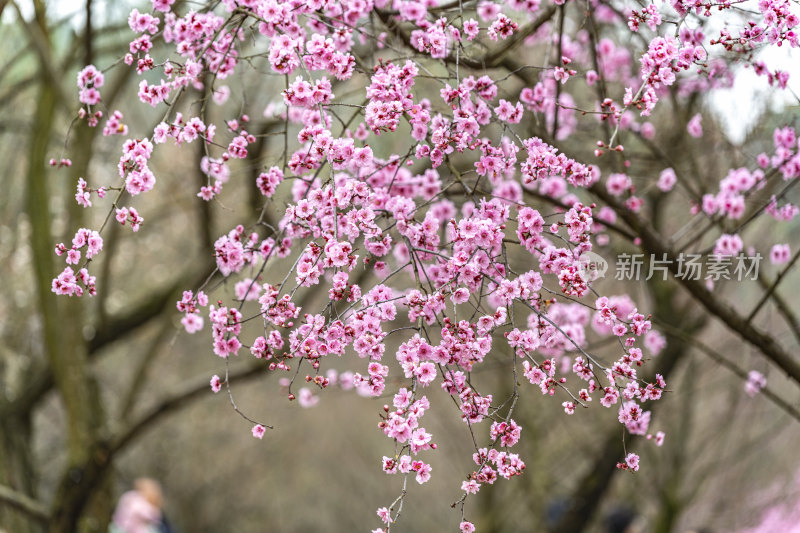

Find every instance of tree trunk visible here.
[0,414,43,533]
[24,66,106,533]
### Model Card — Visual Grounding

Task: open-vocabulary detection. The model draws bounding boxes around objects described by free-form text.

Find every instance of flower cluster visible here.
[118,138,155,196]
[77,64,104,106]
[745,370,767,397]
[53,0,800,530]
[52,228,104,296]
[627,3,662,33]
[75,178,106,208]
[379,392,435,484]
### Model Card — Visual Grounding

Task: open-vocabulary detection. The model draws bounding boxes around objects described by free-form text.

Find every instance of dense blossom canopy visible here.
[53,0,800,529]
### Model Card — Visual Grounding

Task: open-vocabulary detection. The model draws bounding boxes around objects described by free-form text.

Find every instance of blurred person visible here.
[605,506,644,533]
[110,478,173,533]
[543,497,570,531]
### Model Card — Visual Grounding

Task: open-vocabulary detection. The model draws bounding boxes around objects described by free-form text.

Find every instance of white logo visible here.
[576,251,608,281]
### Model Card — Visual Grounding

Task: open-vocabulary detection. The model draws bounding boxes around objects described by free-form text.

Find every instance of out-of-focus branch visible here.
[112,362,266,455]
[656,320,800,423]
[480,5,557,69]
[0,483,48,523]
[84,0,93,66]
[589,184,800,386]
[0,45,34,90]
[42,362,269,528]
[376,6,557,71]
[96,217,121,326]
[89,271,201,353]
[1,267,213,420]
[119,321,176,420]
[11,0,71,110]
[754,273,800,347]
[551,5,565,139]
[634,131,702,202]
[0,24,129,109]
[0,73,39,108]
[747,247,800,325]
[0,361,53,419]
[652,356,698,533]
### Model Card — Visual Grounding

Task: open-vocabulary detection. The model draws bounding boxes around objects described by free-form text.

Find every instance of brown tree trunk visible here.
[23,54,106,533]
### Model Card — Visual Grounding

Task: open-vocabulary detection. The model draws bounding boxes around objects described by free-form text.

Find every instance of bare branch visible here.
[0,484,48,523]
[111,363,266,455]
[589,183,800,385]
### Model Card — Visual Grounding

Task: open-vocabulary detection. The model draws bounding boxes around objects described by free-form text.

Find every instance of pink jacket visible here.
[111,490,162,533]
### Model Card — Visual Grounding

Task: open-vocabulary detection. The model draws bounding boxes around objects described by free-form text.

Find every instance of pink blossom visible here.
[745,370,767,397]
[376,507,392,524]
[463,19,480,40]
[770,244,791,265]
[713,233,744,257]
[298,387,319,408]
[210,375,222,393]
[657,168,677,192]
[251,424,266,439]
[687,113,703,138]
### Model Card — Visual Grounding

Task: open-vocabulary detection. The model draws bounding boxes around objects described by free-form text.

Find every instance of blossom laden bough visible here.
[51,0,800,529]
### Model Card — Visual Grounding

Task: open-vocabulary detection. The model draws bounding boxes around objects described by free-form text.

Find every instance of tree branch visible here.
[0,483,48,523]
[111,362,265,455]
[589,184,800,385]
[11,0,71,111]
[2,268,214,419]
[89,268,209,353]
[747,247,800,324]
[375,6,557,71]
[656,320,800,423]
[754,273,800,347]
